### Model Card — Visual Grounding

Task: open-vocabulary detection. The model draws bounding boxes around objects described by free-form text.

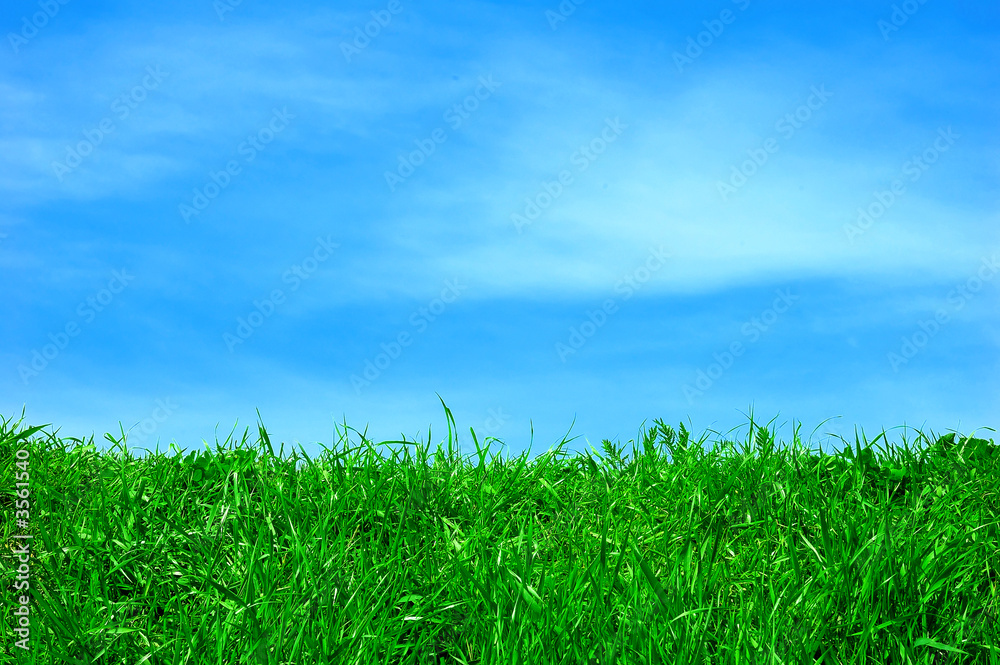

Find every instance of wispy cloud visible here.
[3,1,997,458]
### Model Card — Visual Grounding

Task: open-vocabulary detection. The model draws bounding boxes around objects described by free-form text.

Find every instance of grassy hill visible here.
[2,404,998,664]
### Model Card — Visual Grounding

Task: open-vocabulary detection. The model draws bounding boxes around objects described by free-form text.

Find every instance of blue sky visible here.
[3,0,998,464]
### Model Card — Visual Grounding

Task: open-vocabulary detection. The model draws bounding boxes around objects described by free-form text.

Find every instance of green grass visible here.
[2,399,998,664]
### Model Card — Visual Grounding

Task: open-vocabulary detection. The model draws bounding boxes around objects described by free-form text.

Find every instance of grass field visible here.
[2,401,998,664]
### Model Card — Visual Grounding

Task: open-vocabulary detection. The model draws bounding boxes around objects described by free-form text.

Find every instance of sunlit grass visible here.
[2,400,998,664]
